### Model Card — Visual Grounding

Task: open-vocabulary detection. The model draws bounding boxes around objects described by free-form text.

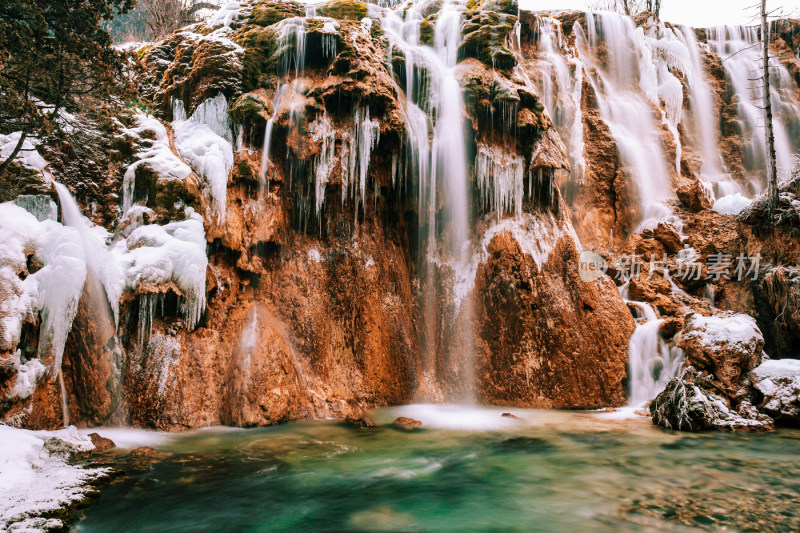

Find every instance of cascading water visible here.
[707,25,800,186]
[576,12,676,231]
[260,82,288,194]
[619,285,684,407]
[534,16,586,186]
[53,180,124,425]
[382,0,476,400]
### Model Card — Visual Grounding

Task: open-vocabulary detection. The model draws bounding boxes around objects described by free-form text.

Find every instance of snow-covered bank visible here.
[0,425,108,532]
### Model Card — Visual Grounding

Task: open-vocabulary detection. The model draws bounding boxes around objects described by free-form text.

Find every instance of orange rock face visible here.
[473,214,635,408]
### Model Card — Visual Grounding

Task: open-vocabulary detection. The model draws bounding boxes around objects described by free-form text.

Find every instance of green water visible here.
[74,405,800,532]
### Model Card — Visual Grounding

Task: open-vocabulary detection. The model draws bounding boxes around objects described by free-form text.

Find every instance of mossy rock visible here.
[230,93,271,126]
[249,1,305,27]
[420,18,435,46]
[237,26,279,92]
[491,79,520,103]
[459,6,517,70]
[318,0,368,21]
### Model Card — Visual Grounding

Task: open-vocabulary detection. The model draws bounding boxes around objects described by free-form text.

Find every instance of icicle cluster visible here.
[306,107,380,221]
[172,95,235,225]
[0,203,86,380]
[475,143,525,220]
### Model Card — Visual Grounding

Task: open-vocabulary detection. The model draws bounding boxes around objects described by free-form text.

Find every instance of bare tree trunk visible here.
[762,0,779,215]
[0,131,28,177]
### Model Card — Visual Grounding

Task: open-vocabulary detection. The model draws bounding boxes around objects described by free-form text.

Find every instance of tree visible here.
[761,0,779,214]
[589,0,661,18]
[138,0,219,39]
[0,0,134,176]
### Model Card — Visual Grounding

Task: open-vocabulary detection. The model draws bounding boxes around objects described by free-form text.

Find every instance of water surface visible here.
[75,405,800,532]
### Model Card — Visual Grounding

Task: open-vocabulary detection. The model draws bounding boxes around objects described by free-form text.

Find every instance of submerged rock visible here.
[344,415,377,428]
[650,368,773,432]
[750,359,800,426]
[392,417,422,431]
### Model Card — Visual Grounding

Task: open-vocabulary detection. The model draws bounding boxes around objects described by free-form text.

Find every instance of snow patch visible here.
[684,312,763,351]
[0,425,108,532]
[8,359,48,401]
[713,192,752,215]
[0,132,48,172]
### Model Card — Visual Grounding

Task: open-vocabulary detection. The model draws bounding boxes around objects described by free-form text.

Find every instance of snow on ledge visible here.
[0,425,108,532]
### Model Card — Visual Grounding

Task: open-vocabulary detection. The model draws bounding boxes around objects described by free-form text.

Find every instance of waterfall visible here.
[52,181,124,419]
[58,371,69,428]
[535,16,586,185]
[260,82,288,194]
[576,12,676,231]
[381,0,476,400]
[620,288,684,407]
[707,25,800,187]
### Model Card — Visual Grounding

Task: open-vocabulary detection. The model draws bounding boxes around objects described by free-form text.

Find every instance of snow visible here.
[0,203,86,378]
[206,1,248,29]
[8,359,48,401]
[684,312,763,351]
[713,192,752,215]
[0,132,48,172]
[0,425,108,532]
[111,208,208,332]
[750,359,800,417]
[121,112,193,213]
[172,96,234,224]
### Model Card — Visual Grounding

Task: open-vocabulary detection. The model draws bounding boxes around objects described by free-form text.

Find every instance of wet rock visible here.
[344,415,377,428]
[678,312,764,392]
[750,359,800,426]
[491,436,555,452]
[501,412,519,419]
[677,180,713,212]
[759,268,800,358]
[130,446,169,459]
[653,223,683,254]
[392,417,422,431]
[659,317,684,341]
[88,433,116,453]
[475,223,635,409]
[650,367,773,432]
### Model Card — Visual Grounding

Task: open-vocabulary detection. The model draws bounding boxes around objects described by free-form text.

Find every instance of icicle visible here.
[475,143,525,220]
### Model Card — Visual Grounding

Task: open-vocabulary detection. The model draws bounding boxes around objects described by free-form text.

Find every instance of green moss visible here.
[318,0,368,21]
[419,19,435,46]
[126,97,153,114]
[136,44,153,60]
[458,8,517,70]
[237,27,279,92]
[249,1,305,27]
[230,93,269,125]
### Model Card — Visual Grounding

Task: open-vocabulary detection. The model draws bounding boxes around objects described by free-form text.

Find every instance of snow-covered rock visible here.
[0,202,87,378]
[750,359,800,425]
[650,367,773,432]
[0,425,108,531]
[677,312,764,390]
